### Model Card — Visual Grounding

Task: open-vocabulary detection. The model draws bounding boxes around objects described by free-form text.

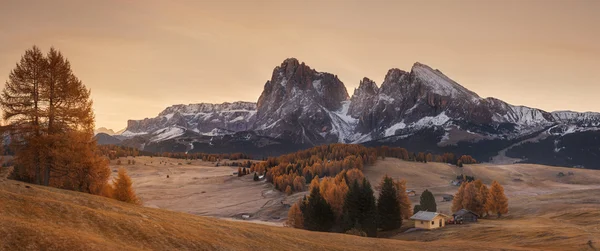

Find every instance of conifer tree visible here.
[112,168,140,205]
[1,46,108,190]
[462,182,485,215]
[486,181,508,218]
[377,175,402,230]
[342,179,377,237]
[394,179,412,219]
[302,186,334,232]
[413,204,422,214]
[286,201,304,229]
[452,182,467,212]
[419,189,437,212]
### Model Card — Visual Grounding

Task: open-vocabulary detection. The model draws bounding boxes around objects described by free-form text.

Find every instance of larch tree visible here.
[1,46,109,191]
[286,200,304,229]
[394,179,412,219]
[462,182,485,216]
[377,175,402,230]
[486,181,508,218]
[0,46,46,184]
[419,189,437,212]
[319,176,349,221]
[474,180,490,216]
[113,168,140,205]
[452,182,467,212]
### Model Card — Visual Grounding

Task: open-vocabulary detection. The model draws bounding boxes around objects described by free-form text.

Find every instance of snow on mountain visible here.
[123,101,256,138]
[150,126,186,142]
[411,62,481,101]
[118,58,600,168]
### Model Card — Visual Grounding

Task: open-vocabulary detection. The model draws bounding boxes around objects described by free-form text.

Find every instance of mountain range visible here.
[98,58,600,169]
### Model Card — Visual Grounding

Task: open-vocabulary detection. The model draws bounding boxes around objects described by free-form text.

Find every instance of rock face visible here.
[254,58,350,144]
[119,58,600,169]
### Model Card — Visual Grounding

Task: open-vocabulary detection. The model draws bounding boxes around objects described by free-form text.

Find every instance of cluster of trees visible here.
[97,145,146,159]
[452,180,508,218]
[1,46,109,194]
[115,159,136,165]
[0,46,140,205]
[375,146,476,166]
[154,152,252,161]
[221,160,253,168]
[250,144,377,194]
[237,167,250,177]
[287,173,412,237]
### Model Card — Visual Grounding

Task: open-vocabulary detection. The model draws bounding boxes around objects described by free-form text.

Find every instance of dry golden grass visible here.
[0,177,535,251]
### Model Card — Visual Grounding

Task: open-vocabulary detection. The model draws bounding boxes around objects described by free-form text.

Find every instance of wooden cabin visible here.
[410,211,450,230]
[453,209,479,223]
[406,189,417,197]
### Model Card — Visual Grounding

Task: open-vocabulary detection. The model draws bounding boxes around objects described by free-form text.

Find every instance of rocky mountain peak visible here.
[348,77,379,119]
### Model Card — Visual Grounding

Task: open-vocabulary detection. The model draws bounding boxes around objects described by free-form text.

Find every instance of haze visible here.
[1,0,599,130]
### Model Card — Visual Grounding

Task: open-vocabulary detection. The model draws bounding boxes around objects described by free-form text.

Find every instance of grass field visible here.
[2,157,599,250]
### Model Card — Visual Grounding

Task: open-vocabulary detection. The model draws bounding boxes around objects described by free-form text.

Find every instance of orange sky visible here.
[1,0,599,130]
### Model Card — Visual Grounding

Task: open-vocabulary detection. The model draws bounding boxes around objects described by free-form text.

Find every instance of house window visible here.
[431,221,434,225]
[420,221,423,224]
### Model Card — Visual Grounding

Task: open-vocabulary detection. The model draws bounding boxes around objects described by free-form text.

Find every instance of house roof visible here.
[453,209,480,217]
[410,211,449,221]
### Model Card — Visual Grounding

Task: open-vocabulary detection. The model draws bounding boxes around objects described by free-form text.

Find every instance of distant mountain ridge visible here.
[116,58,600,169]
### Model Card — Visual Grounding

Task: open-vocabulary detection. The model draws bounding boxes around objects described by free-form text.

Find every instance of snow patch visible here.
[385,122,407,137]
[150,127,185,142]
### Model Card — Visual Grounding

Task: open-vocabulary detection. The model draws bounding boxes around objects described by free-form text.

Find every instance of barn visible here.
[453,209,479,223]
[409,211,450,230]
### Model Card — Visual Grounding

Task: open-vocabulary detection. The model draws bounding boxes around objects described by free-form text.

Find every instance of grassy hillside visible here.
[0,176,530,251]
[363,159,600,251]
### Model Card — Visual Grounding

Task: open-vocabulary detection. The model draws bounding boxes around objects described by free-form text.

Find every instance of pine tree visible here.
[413,204,422,214]
[486,181,508,218]
[302,186,334,232]
[237,167,242,177]
[419,189,437,212]
[112,168,140,205]
[377,175,402,230]
[342,179,378,237]
[253,172,259,181]
[285,185,293,195]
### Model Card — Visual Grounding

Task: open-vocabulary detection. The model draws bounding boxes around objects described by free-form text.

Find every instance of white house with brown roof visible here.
[409,211,450,230]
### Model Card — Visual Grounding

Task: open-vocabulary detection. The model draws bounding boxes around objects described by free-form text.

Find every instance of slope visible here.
[0,176,530,251]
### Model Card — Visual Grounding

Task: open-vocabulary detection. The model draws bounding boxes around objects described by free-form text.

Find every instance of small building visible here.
[406,189,417,197]
[453,209,479,223]
[410,211,449,230]
[442,195,454,202]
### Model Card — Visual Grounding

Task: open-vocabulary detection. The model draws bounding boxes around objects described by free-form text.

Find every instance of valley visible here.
[92,156,600,250]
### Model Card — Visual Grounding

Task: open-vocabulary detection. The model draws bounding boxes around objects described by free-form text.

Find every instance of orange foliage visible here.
[112,168,140,205]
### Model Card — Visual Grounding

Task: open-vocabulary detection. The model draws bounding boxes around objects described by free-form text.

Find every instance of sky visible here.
[0,0,599,130]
